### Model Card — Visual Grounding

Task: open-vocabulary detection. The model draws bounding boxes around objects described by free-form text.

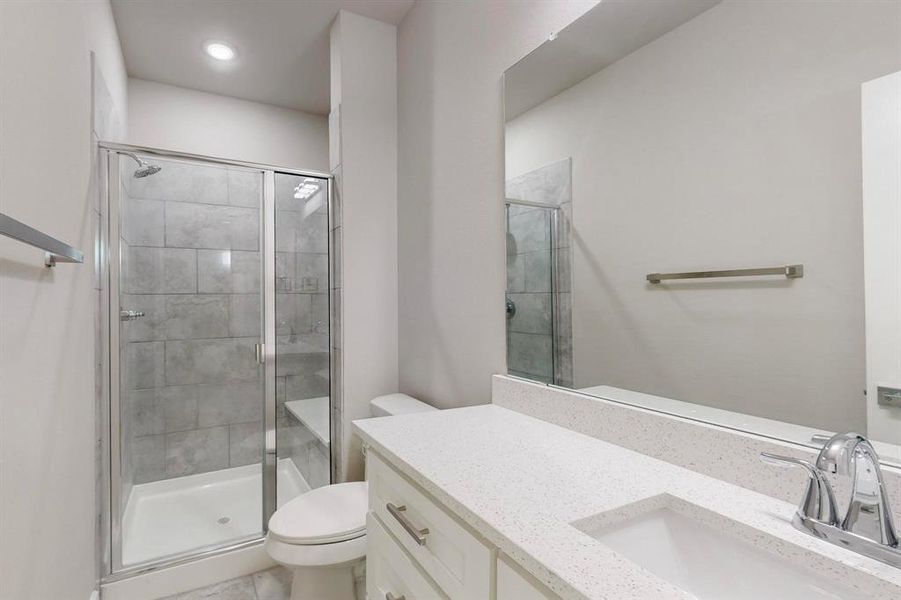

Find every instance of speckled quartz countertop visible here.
[353,405,901,600]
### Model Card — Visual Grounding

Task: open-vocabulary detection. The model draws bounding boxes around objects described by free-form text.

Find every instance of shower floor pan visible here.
[122,458,308,567]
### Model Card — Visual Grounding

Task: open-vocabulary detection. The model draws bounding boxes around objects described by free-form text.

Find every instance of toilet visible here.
[265,393,437,600]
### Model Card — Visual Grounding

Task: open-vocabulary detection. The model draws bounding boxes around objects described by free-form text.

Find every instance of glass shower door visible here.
[272,172,331,500]
[505,201,556,383]
[112,152,266,569]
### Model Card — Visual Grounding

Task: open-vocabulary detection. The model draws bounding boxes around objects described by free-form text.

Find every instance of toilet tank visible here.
[370,393,437,417]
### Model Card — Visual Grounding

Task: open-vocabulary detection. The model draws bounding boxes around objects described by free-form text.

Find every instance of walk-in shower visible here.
[98,143,333,579]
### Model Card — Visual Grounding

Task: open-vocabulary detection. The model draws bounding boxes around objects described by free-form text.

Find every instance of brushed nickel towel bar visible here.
[647,264,803,284]
[0,212,84,267]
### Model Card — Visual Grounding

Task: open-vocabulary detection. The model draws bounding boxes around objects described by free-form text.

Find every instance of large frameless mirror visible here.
[503,0,901,463]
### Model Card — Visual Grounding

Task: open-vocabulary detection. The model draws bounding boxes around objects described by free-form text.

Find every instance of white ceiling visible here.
[111,0,415,115]
[505,0,720,120]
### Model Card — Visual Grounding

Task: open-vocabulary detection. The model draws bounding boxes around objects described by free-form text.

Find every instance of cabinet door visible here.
[497,555,557,600]
[368,451,494,599]
[367,513,447,600]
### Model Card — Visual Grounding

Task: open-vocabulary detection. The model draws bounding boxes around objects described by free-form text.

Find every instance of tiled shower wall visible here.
[120,159,266,486]
[505,158,573,386]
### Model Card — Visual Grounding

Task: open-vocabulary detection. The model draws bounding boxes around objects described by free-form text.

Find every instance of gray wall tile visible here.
[506,253,524,292]
[126,247,197,294]
[197,381,263,427]
[229,294,261,338]
[165,426,229,477]
[524,251,551,293]
[294,440,330,490]
[229,421,263,467]
[128,389,165,436]
[165,295,230,339]
[132,435,166,484]
[123,198,164,247]
[165,338,260,385]
[507,293,552,335]
[165,202,260,251]
[311,294,329,335]
[509,210,550,254]
[125,341,164,389]
[275,174,303,212]
[227,169,262,208]
[122,294,165,342]
[130,160,228,205]
[275,335,328,376]
[123,295,231,342]
[197,250,260,293]
[299,214,328,253]
[276,293,312,335]
[126,387,201,436]
[508,332,553,378]
[158,386,201,432]
[505,160,573,389]
[275,252,296,292]
[121,161,337,489]
[506,157,572,206]
[297,253,327,292]
[286,370,330,402]
[275,211,300,252]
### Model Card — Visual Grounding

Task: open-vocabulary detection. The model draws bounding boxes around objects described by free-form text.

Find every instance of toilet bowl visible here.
[264,393,437,600]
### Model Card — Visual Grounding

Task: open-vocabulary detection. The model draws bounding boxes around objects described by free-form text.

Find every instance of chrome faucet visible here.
[761,432,901,568]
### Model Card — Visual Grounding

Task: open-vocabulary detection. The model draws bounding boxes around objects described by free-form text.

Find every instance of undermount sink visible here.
[573,498,866,600]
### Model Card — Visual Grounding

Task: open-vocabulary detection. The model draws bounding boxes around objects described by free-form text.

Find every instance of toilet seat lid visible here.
[268,481,368,545]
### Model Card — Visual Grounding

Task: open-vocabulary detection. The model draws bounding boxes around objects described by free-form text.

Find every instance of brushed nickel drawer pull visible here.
[386,593,405,600]
[386,502,429,545]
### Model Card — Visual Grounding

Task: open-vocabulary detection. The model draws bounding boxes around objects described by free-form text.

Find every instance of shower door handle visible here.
[119,310,145,321]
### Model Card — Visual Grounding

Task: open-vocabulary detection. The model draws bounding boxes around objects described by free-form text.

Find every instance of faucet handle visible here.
[760,453,840,525]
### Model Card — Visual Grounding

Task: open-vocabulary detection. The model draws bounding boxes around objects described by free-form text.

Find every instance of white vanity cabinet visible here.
[366,449,558,600]
[496,555,556,600]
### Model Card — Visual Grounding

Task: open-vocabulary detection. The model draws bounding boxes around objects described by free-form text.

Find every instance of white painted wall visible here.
[504,0,901,432]
[0,2,127,599]
[331,11,398,480]
[396,0,598,408]
[863,70,901,444]
[127,78,328,171]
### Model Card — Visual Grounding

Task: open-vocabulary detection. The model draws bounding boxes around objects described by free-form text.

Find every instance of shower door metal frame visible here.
[99,142,332,581]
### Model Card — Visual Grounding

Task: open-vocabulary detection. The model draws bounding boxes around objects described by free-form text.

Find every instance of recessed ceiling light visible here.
[204,41,236,61]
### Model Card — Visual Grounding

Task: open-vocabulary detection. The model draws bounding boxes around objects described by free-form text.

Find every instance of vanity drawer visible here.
[367,513,447,600]
[368,451,494,599]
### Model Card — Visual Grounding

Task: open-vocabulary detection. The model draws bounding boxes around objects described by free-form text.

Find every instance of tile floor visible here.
[161,565,366,600]
[161,567,291,600]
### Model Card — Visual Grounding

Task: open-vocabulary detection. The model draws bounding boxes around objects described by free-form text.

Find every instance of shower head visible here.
[134,162,162,178]
[121,152,162,178]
